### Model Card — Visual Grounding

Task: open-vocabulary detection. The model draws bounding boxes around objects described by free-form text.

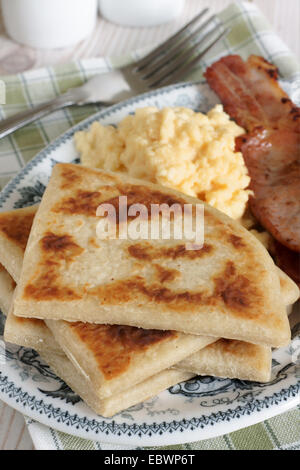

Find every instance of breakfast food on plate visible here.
[1,53,299,417]
[2,205,298,418]
[205,54,300,285]
[1,200,298,415]
[12,163,290,347]
[75,105,250,220]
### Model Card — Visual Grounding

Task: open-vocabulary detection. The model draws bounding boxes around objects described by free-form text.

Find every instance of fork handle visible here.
[0,93,75,140]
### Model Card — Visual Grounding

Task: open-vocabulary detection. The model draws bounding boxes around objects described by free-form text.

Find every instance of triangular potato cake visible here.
[13,164,290,346]
[12,164,290,347]
[32,347,196,418]
[1,205,296,390]
[0,196,298,415]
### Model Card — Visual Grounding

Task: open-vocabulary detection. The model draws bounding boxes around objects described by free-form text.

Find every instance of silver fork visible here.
[0,9,229,140]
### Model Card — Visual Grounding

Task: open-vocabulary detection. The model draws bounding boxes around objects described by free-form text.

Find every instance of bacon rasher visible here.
[205,55,300,284]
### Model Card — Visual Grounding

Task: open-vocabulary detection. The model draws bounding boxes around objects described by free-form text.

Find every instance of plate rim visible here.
[0,371,299,446]
[0,80,299,446]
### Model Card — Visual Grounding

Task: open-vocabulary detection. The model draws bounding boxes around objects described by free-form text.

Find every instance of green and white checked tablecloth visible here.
[0,1,299,450]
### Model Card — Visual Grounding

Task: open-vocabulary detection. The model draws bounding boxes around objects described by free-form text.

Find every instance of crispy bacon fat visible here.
[236,129,300,252]
[205,55,300,258]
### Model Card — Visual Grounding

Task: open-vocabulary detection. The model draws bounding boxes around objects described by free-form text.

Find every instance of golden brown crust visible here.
[40,232,84,258]
[54,180,187,224]
[87,265,262,320]
[24,232,83,301]
[13,316,45,327]
[53,190,104,217]
[60,164,121,189]
[0,208,36,251]
[227,234,246,249]
[60,166,83,189]
[96,183,187,226]
[153,264,180,284]
[213,261,258,313]
[24,266,81,301]
[69,322,176,380]
[128,242,213,261]
[206,338,259,357]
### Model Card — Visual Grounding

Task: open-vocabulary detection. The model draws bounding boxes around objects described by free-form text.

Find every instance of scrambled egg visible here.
[75,105,251,220]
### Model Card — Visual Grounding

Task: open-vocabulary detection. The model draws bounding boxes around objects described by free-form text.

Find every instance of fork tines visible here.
[134,8,229,88]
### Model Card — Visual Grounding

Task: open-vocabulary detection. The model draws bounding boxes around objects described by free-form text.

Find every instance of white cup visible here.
[98,0,185,27]
[1,0,98,49]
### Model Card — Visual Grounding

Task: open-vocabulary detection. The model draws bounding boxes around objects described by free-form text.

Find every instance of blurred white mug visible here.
[1,0,98,49]
[99,0,185,27]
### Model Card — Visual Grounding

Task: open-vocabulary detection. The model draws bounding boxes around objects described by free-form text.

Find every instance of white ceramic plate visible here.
[0,81,299,446]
